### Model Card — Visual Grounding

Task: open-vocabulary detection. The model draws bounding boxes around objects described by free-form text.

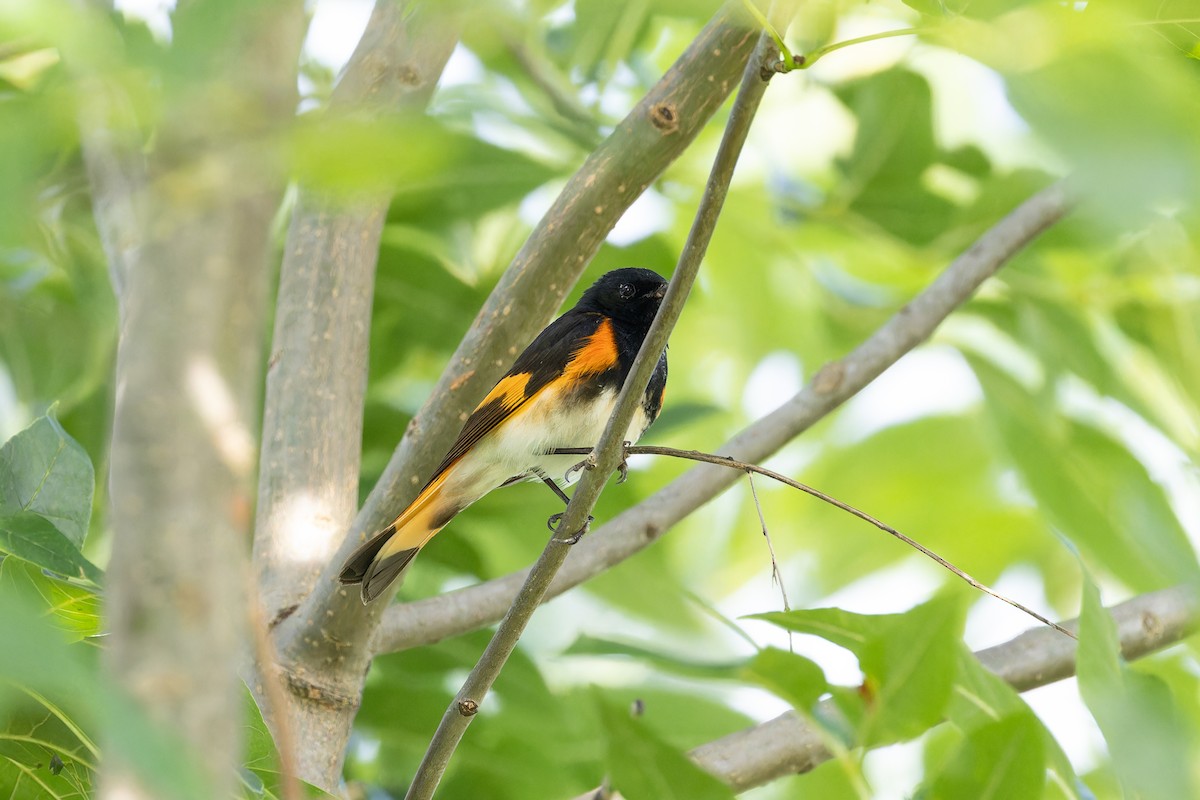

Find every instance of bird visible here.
[339,267,670,603]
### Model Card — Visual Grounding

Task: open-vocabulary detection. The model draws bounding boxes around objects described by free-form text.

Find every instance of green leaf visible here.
[0,558,101,641]
[0,687,97,799]
[291,116,558,225]
[598,694,735,800]
[834,69,956,245]
[859,593,965,744]
[742,647,828,714]
[0,411,95,549]
[951,646,1084,796]
[566,635,744,681]
[1077,577,1199,799]
[752,596,965,745]
[0,511,102,582]
[947,647,1028,732]
[242,690,337,799]
[969,357,1200,590]
[927,712,1046,800]
[746,606,897,651]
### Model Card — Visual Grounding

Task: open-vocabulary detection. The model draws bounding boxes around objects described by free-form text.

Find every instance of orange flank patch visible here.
[563,318,618,379]
[477,371,531,411]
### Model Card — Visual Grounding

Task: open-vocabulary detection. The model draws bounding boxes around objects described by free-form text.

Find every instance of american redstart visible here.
[340,268,670,603]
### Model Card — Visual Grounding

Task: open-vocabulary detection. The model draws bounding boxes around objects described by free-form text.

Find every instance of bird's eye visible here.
[617,283,635,300]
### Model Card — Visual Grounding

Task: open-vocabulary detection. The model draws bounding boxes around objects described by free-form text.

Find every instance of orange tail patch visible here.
[339,470,460,603]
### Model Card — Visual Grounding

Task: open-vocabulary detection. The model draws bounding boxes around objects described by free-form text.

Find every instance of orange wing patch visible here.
[476,371,531,411]
[563,318,618,379]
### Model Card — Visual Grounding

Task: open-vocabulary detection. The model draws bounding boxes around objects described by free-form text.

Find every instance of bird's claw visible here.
[616,441,631,484]
[565,452,598,483]
[547,511,594,534]
[551,515,592,545]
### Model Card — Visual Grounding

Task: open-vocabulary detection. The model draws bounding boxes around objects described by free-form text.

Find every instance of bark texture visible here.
[85,1,306,796]
[252,2,461,789]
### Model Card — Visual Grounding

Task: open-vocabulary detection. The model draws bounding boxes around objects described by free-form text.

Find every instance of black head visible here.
[576,268,669,326]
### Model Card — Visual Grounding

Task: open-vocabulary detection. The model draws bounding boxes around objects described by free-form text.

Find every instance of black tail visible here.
[338,524,421,604]
[338,524,396,585]
[361,546,420,603]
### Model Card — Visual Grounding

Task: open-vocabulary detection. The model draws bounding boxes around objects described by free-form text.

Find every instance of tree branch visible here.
[79,1,306,796]
[373,180,1073,655]
[684,585,1199,793]
[403,14,790,799]
[254,0,460,623]
[250,1,460,790]
[290,0,762,627]
[263,1,761,789]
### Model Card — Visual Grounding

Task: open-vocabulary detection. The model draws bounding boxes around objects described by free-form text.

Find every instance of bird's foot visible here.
[547,511,595,535]
[550,515,592,545]
[616,441,632,484]
[565,451,598,483]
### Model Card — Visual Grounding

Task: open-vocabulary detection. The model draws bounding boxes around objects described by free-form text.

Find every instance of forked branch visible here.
[372,179,1073,656]
[402,14,793,799]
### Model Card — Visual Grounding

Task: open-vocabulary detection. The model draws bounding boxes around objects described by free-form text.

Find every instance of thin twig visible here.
[797,27,927,70]
[746,471,793,651]
[402,15,789,800]
[551,445,1075,639]
[746,471,789,611]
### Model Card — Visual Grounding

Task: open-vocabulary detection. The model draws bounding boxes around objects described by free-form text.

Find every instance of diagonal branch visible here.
[373,180,1074,655]
[254,0,460,622]
[402,13,793,799]
[302,0,761,602]
[279,0,762,674]
[250,1,460,790]
[77,1,307,795]
[684,585,1199,794]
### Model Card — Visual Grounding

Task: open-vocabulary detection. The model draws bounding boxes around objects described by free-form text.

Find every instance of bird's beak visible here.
[652,284,668,299]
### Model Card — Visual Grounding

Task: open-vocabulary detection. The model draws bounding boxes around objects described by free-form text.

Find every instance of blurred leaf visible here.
[0,511,102,582]
[791,412,1061,595]
[242,690,337,799]
[599,687,754,753]
[943,4,1200,217]
[834,69,957,245]
[642,400,723,438]
[926,712,1046,799]
[0,411,95,549]
[598,694,735,800]
[566,635,744,680]
[900,0,969,17]
[354,634,602,798]
[292,116,558,224]
[742,647,829,714]
[969,357,1200,590]
[585,538,705,632]
[1077,576,1199,799]
[752,595,965,745]
[0,558,100,641]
